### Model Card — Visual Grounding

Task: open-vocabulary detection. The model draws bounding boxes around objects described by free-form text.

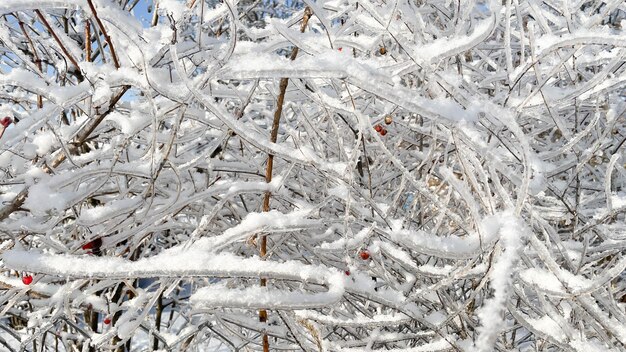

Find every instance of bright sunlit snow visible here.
[0,0,625,351]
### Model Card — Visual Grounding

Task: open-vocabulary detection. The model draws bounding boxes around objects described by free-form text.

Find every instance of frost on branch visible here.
[0,0,625,351]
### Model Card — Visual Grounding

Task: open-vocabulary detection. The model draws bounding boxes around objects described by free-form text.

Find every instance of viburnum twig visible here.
[258,7,312,352]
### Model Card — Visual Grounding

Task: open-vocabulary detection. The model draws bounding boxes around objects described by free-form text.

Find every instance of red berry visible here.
[22,275,33,285]
[82,238,102,250]
[0,116,11,128]
[380,129,387,136]
[359,250,370,260]
[338,47,342,52]
[103,317,111,325]
[345,270,351,276]
[374,124,383,132]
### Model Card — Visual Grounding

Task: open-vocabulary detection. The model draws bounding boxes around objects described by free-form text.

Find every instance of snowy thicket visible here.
[0,0,625,351]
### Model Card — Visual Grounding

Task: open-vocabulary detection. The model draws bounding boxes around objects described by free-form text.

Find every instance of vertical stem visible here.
[85,305,97,352]
[151,4,160,27]
[258,7,312,352]
[85,21,92,62]
[85,20,92,127]
[18,20,43,108]
[153,292,163,350]
[86,0,120,69]
[110,283,125,352]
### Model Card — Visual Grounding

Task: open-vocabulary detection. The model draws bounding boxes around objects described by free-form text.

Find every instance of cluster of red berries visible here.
[344,250,372,276]
[373,115,393,136]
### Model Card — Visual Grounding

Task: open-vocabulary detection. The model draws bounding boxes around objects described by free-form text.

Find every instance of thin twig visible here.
[258,7,312,352]
[86,0,120,69]
[85,20,92,62]
[34,10,80,71]
[18,20,43,108]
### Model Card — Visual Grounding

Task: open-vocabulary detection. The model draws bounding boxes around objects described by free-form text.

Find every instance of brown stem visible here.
[86,0,120,69]
[258,7,312,352]
[151,3,160,27]
[110,282,126,352]
[86,306,98,352]
[85,21,92,62]
[153,292,163,350]
[46,85,129,171]
[35,10,80,71]
[18,20,43,108]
